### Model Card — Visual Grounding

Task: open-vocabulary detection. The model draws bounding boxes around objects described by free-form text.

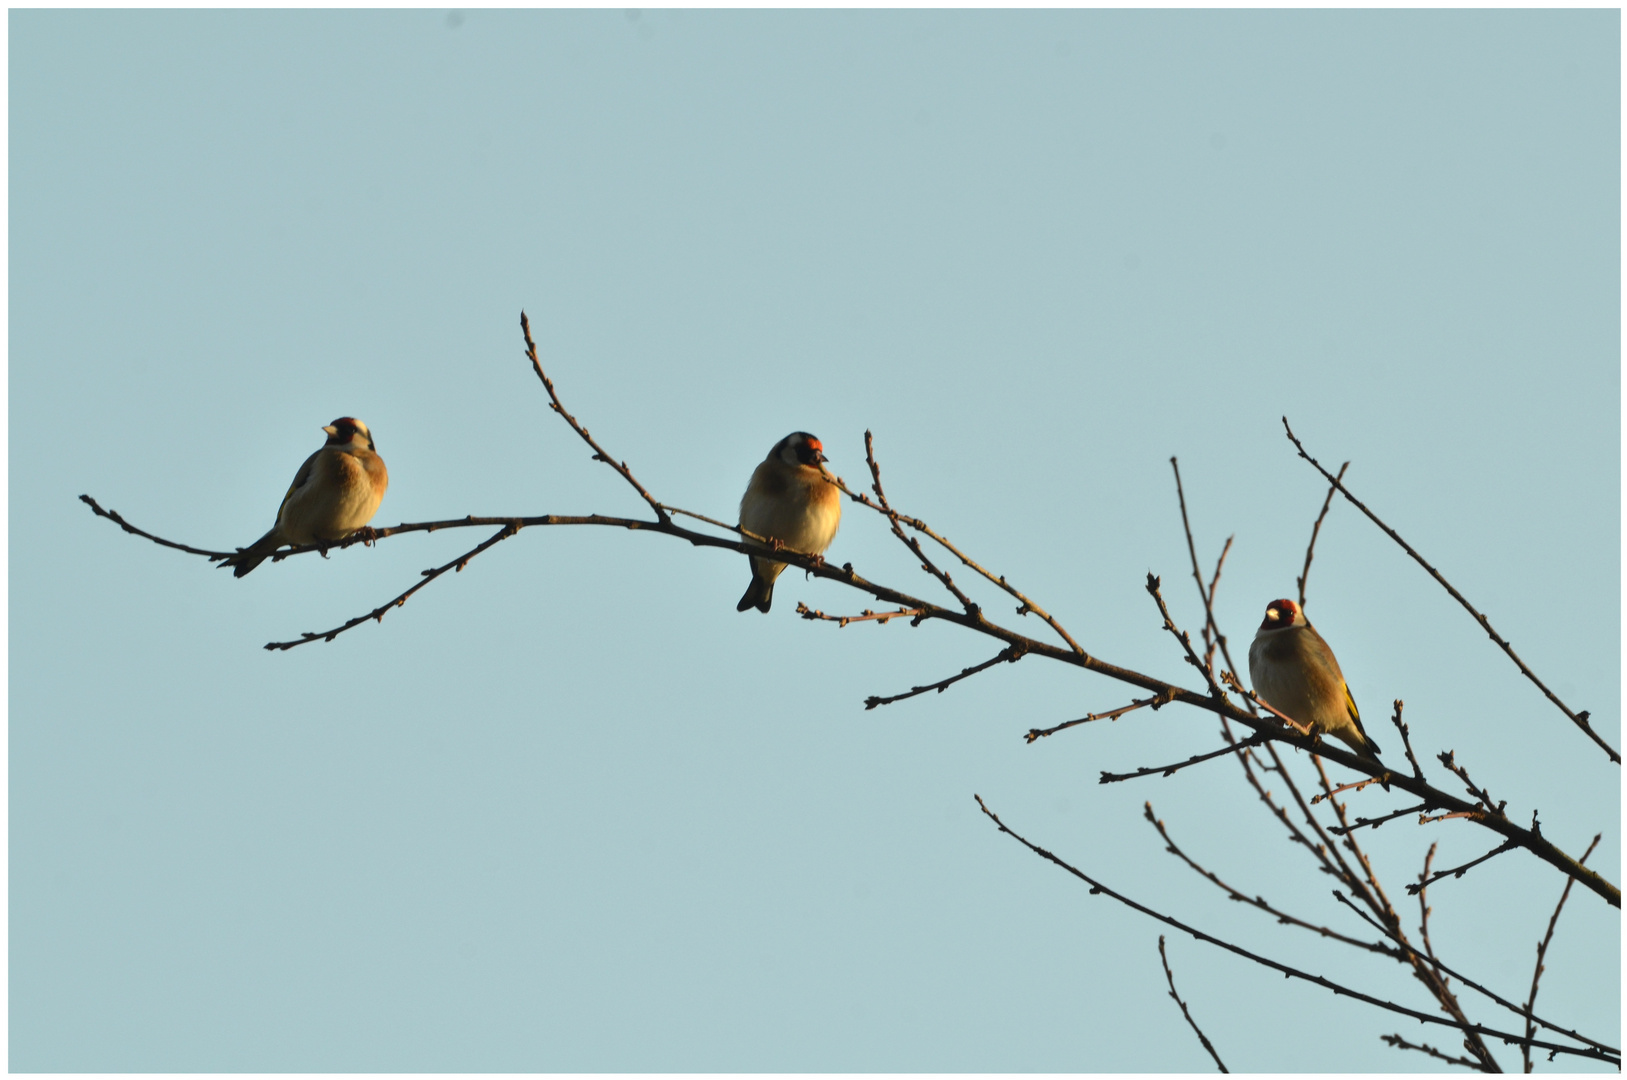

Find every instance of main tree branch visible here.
[79,317,1620,909]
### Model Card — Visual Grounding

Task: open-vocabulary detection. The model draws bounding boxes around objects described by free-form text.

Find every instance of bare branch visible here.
[1145,802,1400,958]
[864,643,1027,710]
[972,796,1616,1065]
[1025,691,1174,743]
[1523,834,1603,1072]
[520,310,670,525]
[1282,416,1617,765]
[1100,732,1270,784]
[1158,935,1229,1072]
[1297,459,1349,609]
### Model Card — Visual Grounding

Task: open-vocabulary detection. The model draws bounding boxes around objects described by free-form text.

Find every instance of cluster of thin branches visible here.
[82,311,1618,1071]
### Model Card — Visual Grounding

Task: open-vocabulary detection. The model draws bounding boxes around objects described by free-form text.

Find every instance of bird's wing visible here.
[1343,681,1383,755]
[276,449,322,519]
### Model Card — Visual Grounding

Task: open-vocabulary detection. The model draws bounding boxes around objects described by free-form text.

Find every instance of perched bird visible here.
[220,417,389,578]
[736,431,842,613]
[1248,598,1388,784]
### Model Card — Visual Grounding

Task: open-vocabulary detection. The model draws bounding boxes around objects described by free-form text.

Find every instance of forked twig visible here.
[1158,935,1229,1072]
[972,795,1614,1064]
[1282,417,1617,765]
[834,433,1089,658]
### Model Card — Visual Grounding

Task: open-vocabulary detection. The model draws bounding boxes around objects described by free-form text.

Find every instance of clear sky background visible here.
[10,9,1620,1072]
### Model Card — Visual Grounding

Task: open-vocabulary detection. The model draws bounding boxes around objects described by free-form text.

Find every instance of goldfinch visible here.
[1248,598,1387,782]
[736,431,842,613]
[220,417,389,577]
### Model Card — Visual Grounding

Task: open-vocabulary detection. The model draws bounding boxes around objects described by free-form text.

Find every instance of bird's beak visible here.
[322,425,339,437]
[815,450,829,464]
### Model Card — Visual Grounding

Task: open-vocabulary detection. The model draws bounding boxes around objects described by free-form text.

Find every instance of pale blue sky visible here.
[11,9,1620,1072]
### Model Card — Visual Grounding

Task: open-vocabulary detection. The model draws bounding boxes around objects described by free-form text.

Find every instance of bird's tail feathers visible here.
[736,573,774,613]
[1335,729,1391,791]
[219,528,281,578]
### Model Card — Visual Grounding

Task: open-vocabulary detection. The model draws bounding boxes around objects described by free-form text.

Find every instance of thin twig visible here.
[1389,700,1425,781]
[1167,459,1232,674]
[1146,573,1227,704]
[863,644,1027,710]
[1523,834,1603,1072]
[795,603,925,628]
[1328,803,1430,836]
[1311,773,1393,803]
[1406,841,1519,896]
[856,430,978,612]
[79,494,236,559]
[1100,732,1269,784]
[1170,457,1212,641]
[1282,417,1617,765]
[1381,1033,1483,1070]
[520,310,670,525]
[1025,692,1173,743]
[972,796,1615,1065]
[1437,751,1507,821]
[1298,460,1349,609]
[264,525,517,650]
[1202,537,1233,671]
[1158,936,1229,1072]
